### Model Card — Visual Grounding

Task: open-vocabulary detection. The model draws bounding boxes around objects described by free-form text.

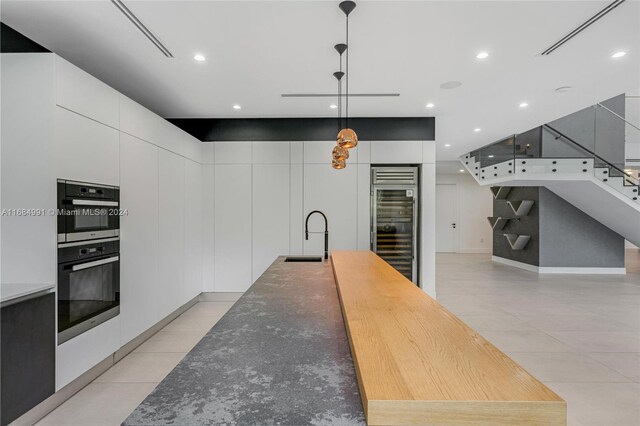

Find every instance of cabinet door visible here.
[215,165,252,292]
[159,150,185,315]
[202,165,215,292]
[184,159,203,301]
[55,56,119,128]
[119,133,159,345]
[1,54,56,286]
[303,165,358,255]
[54,106,120,185]
[1,293,55,425]
[370,141,423,164]
[252,165,289,281]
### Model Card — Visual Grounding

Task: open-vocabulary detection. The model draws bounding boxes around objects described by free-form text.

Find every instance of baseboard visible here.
[12,294,200,426]
[492,256,626,274]
[458,248,492,254]
[492,256,540,272]
[199,292,243,302]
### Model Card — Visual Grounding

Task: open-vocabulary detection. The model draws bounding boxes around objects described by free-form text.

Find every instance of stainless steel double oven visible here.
[57,180,120,344]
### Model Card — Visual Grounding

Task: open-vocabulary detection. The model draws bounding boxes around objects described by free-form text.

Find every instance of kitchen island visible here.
[123,257,364,425]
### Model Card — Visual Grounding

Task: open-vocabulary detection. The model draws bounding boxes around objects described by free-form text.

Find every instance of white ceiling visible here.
[2,0,639,160]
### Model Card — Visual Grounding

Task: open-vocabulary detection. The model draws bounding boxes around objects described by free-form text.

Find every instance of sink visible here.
[284,256,323,262]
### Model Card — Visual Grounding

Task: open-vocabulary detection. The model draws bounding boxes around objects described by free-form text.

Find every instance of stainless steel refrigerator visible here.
[371,166,419,284]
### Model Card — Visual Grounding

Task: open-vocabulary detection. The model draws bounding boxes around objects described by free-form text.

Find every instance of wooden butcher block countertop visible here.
[331,250,566,426]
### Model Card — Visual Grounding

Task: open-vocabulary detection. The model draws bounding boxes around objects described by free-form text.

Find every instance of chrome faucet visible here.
[305,210,329,260]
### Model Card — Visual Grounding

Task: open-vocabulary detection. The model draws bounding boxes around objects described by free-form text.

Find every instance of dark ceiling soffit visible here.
[168,117,435,142]
[1,22,50,53]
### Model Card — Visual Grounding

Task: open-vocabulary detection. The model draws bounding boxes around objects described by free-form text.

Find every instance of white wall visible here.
[436,172,493,254]
[202,140,437,298]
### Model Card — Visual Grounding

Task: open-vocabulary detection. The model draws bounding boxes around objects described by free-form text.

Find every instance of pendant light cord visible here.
[345,16,349,129]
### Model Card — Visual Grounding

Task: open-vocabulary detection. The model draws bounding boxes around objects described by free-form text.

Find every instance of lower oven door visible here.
[58,254,120,344]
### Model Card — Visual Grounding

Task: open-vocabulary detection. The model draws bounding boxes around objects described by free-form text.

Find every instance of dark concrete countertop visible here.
[123,257,364,426]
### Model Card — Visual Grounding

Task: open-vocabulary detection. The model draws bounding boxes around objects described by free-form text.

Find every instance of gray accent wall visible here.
[539,188,625,268]
[492,187,540,266]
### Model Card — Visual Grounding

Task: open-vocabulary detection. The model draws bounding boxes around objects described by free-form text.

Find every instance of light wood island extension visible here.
[331,251,566,426]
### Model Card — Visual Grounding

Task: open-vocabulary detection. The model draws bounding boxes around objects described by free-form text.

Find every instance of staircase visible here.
[460,101,640,247]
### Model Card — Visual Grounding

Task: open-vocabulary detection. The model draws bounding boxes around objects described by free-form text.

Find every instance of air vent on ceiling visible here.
[281,93,400,98]
[372,167,418,185]
[540,0,626,55]
[111,0,173,58]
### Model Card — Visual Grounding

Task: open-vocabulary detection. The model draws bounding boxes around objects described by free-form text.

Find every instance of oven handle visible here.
[72,256,119,271]
[71,200,118,207]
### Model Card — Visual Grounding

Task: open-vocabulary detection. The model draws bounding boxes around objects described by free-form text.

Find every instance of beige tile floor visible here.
[437,250,640,426]
[36,251,640,426]
[35,301,236,426]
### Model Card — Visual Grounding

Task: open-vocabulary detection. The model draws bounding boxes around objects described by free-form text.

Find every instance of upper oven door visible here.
[58,181,120,242]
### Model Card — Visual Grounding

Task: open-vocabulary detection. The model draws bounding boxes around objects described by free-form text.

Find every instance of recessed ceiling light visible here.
[444,144,451,148]
[555,86,572,93]
[459,169,465,173]
[233,104,242,110]
[193,54,206,62]
[426,103,435,108]
[488,155,495,158]
[474,128,481,132]
[476,51,489,59]
[612,51,627,58]
[329,104,338,109]
[519,102,529,108]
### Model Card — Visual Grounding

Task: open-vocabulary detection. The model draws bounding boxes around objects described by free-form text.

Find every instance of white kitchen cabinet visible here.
[55,56,119,129]
[184,159,203,301]
[422,141,436,164]
[371,140,423,164]
[252,142,290,164]
[56,316,120,390]
[215,165,252,292]
[54,106,120,185]
[289,164,304,255]
[202,165,215,292]
[118,133,159,345]
[290,141,304,164]
[158,151,186,314]
[1,53,56,286]
[252,165,290,281]
[303,164,358,256]
[303,141,339,164]
[202,143,215,164]
[214,142,252,164]
[357,164,372,250]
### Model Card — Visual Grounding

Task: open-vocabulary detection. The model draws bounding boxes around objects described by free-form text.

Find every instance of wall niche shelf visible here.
[487,217,511,230]
[507,200,534,217]
[490,186,511,200]
[504,234,531,250]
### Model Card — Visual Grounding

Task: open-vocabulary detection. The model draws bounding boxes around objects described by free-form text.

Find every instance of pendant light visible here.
[337,1,358,149]
[332,44,348,169]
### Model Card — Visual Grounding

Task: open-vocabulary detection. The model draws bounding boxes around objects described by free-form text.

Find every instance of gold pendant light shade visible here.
[332,145,349,161]
[332,158,346,169]
[337,128,358,149]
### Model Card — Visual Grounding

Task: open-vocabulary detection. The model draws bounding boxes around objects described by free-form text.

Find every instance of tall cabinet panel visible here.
[1,53,56,286]
[252,165,290,281]
[119,133,159,345]
[303,165,358,255]
[158,151,185,317]
[202,165,215,292]
[184,159,203,302]
[215,165,252,292]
